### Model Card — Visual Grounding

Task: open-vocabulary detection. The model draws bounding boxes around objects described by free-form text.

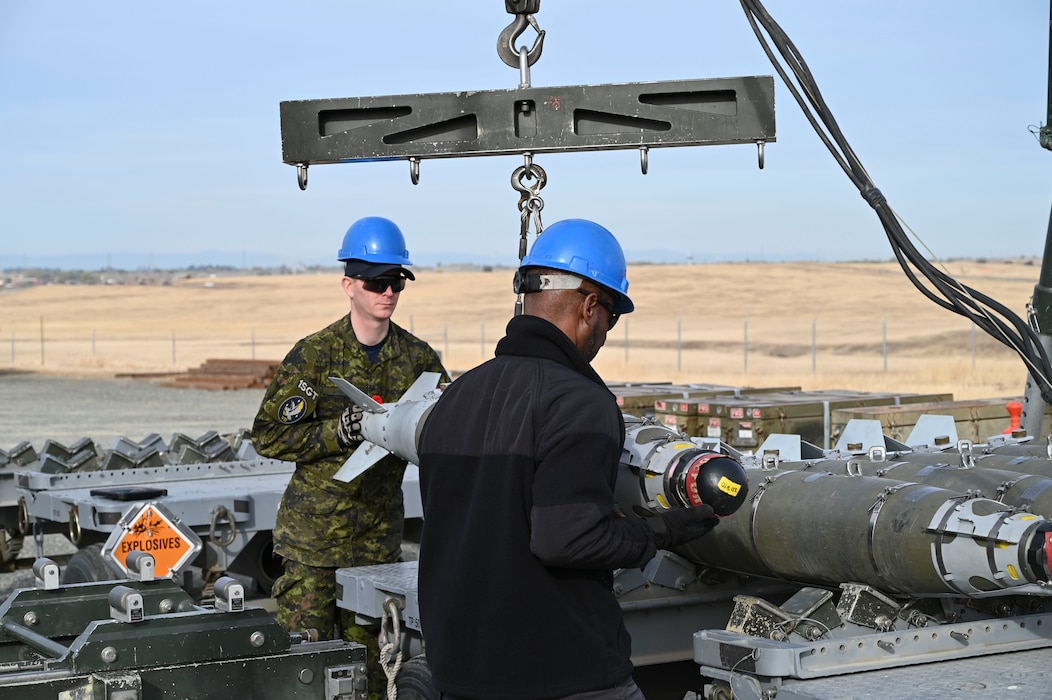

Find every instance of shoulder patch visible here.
[269,377,320,424]
[278,396,308,424]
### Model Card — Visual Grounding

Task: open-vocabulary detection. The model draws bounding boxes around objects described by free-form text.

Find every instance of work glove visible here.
[648,504,719,549]
[336,405,365,448]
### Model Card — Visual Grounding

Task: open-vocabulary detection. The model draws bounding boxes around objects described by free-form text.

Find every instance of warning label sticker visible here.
[104,502,201,578]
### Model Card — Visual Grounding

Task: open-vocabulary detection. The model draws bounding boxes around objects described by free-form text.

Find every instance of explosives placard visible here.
[103,501,202,578]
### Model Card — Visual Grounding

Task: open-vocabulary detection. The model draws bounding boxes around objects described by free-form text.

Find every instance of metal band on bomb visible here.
[664,449,749,516]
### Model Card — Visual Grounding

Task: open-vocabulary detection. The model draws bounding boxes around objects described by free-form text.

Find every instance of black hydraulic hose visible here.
[739,0,1052,403]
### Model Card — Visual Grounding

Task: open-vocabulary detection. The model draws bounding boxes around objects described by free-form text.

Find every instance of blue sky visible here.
[1,1,1049,269]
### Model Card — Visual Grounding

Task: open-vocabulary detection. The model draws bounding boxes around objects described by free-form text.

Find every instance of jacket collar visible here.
[495,315,608,390]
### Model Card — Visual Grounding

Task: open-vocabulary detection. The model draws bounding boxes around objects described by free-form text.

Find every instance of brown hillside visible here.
[0,260,1038,400]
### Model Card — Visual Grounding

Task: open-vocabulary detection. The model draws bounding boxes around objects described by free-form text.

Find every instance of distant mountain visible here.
[1,248,844,272]
[2,251,283,272]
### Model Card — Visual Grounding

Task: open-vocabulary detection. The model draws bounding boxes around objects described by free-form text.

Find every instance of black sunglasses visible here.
[576,288,620,329]
[360,276,406,294]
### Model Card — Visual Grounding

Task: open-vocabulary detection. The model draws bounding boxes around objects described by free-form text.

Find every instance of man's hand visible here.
[336,405,365,448]
[648,504,719,549]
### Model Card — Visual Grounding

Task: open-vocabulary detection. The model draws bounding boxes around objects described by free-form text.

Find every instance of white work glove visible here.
[336,405,365,448]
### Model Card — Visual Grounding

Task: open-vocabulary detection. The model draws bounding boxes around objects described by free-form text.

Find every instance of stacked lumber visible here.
[156,358,279,391]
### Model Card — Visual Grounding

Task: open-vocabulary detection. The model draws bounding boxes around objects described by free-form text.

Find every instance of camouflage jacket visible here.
[252,314,448,567]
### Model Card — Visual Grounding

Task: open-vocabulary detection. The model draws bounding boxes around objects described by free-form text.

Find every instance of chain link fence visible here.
[1,313,1022,399]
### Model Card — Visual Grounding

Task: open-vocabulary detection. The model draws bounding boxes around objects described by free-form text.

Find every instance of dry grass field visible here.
[0,260,1041,401]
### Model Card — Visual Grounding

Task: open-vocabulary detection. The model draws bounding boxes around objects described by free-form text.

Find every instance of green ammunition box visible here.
[661,390,952,449]
[612,384,742,417]
[612,385,695,417]
[656,411,701,436]
[661,386,804,416]
[728,391,950,450]
[831,397,1025,444]
[658,393,803,441]
[656,388,739,415]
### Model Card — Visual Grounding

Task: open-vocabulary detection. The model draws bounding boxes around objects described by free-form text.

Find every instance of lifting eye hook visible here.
[497,14,545,69]
[511,162,547,195]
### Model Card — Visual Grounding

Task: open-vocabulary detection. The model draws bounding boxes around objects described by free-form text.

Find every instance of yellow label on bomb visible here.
[718,476,742,497]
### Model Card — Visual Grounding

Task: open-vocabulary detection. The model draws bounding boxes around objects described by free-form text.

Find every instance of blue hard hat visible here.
[337,217,413,266]
[519,219,634,314]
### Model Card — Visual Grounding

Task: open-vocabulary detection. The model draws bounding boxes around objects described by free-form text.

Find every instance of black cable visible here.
[739,0,1052,403]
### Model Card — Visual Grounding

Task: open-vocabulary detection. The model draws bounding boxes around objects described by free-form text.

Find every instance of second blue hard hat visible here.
[519,219,634,314]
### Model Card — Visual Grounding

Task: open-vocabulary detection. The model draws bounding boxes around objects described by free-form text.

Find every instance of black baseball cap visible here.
[343,260,416,280]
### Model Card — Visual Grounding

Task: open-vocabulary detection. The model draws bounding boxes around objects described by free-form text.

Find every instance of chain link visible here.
[511,158,547,262]
[511,155,547,316]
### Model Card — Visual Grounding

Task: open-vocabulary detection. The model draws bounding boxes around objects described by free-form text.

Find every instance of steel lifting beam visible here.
[279,76,775,168]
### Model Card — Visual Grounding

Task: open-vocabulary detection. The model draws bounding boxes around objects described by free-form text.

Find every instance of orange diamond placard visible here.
[103,501,202,578]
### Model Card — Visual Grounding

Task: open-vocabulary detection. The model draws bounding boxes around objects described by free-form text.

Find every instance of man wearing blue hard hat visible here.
[253,216,448,700]
[418,219,717,699]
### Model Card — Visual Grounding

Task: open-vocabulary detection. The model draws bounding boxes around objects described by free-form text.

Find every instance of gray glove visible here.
[648,504,719,549]
[336,405,365,448]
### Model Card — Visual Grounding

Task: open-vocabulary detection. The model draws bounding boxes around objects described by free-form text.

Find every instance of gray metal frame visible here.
[695,612,1052,681]
[0,575,368,699]
[280,76,775,166]
[335,554,796,667]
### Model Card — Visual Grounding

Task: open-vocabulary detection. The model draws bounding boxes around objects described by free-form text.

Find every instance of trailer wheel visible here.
[0,529,23,567]
[395,655,439,700]
[61,543,122,584]
[227,531,283,596]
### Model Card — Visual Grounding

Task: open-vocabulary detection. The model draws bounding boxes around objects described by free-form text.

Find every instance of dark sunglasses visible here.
[360,276,406,294]
[576,288,620,329]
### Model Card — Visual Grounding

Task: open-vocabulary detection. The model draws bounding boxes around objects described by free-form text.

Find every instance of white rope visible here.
[379,599,405,700]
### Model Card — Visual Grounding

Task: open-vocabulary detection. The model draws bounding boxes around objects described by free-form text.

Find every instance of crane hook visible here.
[497,14,545,69]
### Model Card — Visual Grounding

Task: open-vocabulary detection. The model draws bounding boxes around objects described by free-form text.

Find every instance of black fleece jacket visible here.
[418,314,657,700]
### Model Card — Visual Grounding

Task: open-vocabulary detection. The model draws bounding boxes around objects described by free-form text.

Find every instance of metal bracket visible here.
[279,76,775,181]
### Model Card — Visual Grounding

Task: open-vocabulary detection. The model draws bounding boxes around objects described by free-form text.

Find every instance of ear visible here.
[341,276,356,301]
[575,290,600,330]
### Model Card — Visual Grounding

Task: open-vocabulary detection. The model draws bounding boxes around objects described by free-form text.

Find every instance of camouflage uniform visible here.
[252,313,448,699]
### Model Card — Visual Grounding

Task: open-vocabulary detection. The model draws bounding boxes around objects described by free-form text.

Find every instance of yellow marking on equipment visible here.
[718,476,742,497]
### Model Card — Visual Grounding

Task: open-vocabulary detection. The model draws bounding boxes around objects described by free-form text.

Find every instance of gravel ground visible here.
[0,371,267,595]
[2,370,265,448]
